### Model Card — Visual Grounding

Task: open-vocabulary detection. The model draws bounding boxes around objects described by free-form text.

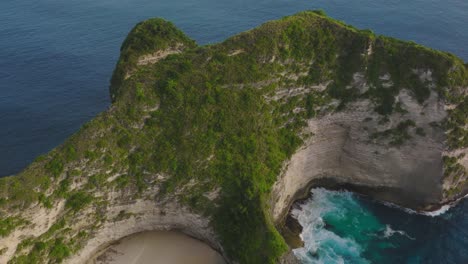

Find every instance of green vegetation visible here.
[38,193,53,209]
[45,157,64,178]
[11,236,72,264]
[0,217,28,237]
[0,10,466,263]
[48,238,71,262]
[110,18,197,101]
[443,156,466,181]
[446,96,468,149]
[65,192,93,212]
[371,120,416,146]
[9,216,92,264]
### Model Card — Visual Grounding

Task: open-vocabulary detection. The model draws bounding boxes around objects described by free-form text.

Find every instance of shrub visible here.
[416,127,426,136]
[0,217,28,237]
[45,157,64,178]
[65,192,93,212]
[64,146,77,162]
[49,238,70,262]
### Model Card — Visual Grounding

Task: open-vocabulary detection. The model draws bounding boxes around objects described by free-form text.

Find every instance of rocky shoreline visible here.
[279,178,468,260]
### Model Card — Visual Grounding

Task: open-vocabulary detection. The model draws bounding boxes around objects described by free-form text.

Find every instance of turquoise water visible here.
[0,1,467,263]
[293,189,468,263]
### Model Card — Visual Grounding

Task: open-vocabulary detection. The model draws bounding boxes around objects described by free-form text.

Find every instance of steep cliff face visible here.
[0,11,466,264]
[271,91,447,222]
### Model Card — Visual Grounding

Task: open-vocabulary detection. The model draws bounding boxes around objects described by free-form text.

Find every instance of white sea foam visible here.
[293,188,467,263]
[422,204,452,217]
[383,225,415,240]
[292,188,370,264]
[380,193,468,217]
[380,201,419,214]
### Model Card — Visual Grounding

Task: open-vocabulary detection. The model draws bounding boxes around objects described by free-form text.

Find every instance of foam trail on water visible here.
[380,194,468,217]
[380,201,419,214]
[383,225,415,240]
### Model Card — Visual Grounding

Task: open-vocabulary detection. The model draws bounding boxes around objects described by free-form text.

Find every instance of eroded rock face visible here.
[0,183,225,264]
[123,44,186,80]
[0,202,65,262]
[271,89,455,223]
[69,193,222,264]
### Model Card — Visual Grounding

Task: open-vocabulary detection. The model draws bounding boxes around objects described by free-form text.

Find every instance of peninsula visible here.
[0,10,466,264]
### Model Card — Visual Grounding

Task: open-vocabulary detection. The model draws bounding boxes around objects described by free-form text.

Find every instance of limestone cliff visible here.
[0,11,466,264]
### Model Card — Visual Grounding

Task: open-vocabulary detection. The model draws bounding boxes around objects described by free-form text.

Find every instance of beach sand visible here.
[89,231,226,264]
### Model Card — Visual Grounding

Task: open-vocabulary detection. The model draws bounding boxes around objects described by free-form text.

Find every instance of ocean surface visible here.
[293,189,468,264]
[0,0,467,263]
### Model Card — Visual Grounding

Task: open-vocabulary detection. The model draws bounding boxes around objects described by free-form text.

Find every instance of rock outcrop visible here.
[271,91,448,222]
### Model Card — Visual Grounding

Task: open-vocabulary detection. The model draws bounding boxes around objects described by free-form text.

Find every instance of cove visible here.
[88,231,226,264]
[292,188,468,263]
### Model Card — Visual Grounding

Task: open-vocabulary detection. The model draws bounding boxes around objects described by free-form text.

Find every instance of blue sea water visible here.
[0,0,467,263]
[293,189,468,264]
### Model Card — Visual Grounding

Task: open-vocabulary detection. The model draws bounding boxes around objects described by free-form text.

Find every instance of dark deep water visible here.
[0,0,467,263]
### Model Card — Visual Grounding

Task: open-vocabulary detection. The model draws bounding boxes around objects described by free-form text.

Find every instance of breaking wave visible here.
[292,188,417,264]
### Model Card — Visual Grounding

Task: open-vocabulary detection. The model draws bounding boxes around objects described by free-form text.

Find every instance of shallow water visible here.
[91,231,225,264]
[293,188,468,264]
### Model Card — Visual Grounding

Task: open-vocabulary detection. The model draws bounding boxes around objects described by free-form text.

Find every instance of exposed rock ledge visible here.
[272,90,466,263]
[271,91,450,223]
[124,44,185,79]
[70,195,224,263]
[136,44,184,66]
[0,183,226,264]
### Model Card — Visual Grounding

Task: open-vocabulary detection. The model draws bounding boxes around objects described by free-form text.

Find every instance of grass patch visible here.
[0,216,28,237]
[65,192,93,212]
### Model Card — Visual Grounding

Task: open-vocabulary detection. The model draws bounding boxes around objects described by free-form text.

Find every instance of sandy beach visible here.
[88,231,226,264]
